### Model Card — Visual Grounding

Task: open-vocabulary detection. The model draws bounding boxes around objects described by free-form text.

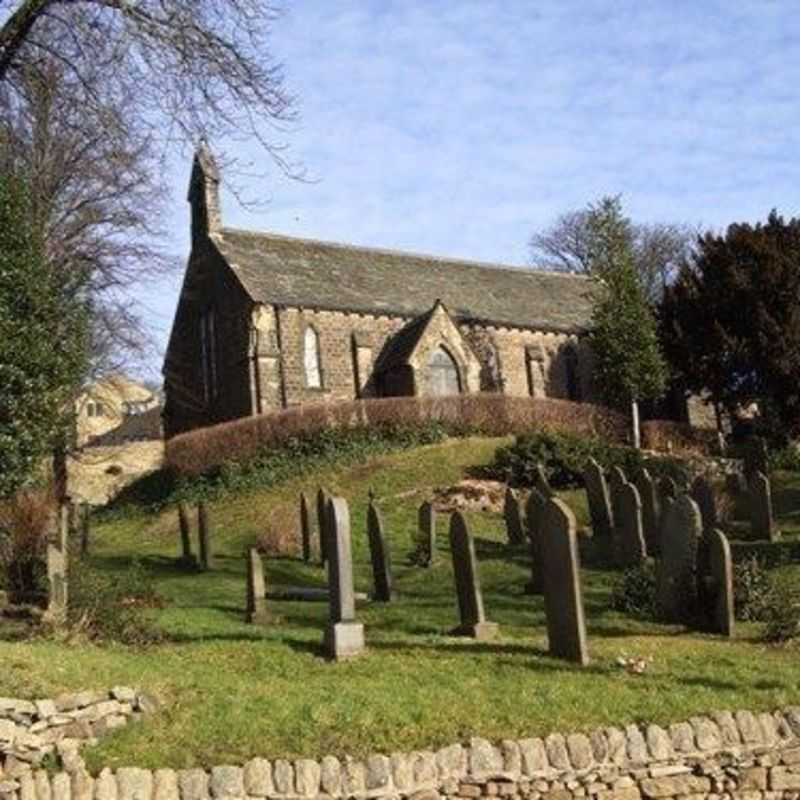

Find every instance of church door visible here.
[425,346,461,396]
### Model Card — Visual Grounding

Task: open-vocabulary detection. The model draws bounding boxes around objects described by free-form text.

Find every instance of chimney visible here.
[188,142,221,238]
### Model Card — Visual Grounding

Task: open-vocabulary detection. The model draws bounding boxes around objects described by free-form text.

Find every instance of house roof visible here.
[213,228,597,333]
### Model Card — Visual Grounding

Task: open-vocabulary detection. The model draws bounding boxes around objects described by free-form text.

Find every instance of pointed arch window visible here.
[304,326,323,388]
[425,346,461,396]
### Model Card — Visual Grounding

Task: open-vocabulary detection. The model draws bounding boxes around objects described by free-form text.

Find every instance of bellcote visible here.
[188,143,222,238]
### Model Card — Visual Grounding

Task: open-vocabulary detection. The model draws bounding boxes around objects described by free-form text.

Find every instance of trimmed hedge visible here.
[640,419,717,456]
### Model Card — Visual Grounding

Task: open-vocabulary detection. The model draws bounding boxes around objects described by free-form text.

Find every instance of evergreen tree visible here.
[586,197,667,445]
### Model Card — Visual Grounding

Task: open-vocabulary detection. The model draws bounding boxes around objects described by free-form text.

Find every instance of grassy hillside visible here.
[1,437,798,770]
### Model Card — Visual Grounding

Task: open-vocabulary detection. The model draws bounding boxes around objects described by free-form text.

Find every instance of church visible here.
[162,148,601,438]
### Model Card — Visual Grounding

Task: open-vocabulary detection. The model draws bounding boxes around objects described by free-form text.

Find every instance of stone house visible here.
[162,148,601,438]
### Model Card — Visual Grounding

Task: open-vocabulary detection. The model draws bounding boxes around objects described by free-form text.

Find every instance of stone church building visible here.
[162,148,601,438]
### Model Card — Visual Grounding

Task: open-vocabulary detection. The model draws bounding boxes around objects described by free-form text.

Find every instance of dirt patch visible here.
[431,479,508,513]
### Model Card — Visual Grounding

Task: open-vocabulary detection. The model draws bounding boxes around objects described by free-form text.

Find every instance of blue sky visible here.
[139,0,800,379]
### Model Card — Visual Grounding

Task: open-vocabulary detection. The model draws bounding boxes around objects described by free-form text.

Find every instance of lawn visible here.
[1,437,799,770]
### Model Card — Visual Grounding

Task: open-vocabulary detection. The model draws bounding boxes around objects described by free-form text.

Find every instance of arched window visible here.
[565,345,582,402]
[425,346,461,396]
[304,326,322,388]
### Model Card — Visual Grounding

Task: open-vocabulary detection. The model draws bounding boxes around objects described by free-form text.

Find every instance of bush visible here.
[770,446,800,473]
[67,560,164,646]
[762,582,800,643]
[611,561,657,617]
[733,556,774,621]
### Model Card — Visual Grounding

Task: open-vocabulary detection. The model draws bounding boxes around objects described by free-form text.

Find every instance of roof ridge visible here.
[219,226,592,281]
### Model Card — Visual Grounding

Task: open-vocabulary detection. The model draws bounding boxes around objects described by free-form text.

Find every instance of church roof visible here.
[214,228,597,333]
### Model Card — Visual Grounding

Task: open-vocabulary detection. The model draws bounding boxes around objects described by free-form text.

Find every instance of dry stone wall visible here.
[3,706,800,800]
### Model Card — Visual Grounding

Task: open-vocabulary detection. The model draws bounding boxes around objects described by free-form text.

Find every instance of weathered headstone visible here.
[612,481,647,568]
[316,488,331,566]
[584,458,613,539]
[725,471,747,497]
[749,471,779,542]
[657,476,678,505]
[540,497,589,665]
[417,500,436,566]
[367,501,392,602]
[524,487,546,594]
[79,503,91,558]
[656,496,701,622]
[299,493,312,563]
[197,501,213,570]
[245,548,270,624]
[609,466,627,488]
[43,507,68,625]
[503,488,526,546]
[743,436,768,482]
[691,476,717,533]
[177,502,193,563]
[707,529,734,637]
[449,511,498,640]
[323,497,365,659]
[535,463,555,497]
[634,468,660,556]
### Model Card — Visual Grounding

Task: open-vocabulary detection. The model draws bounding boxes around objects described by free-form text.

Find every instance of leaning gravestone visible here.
[417,501,436,566]
[367,501,392,602]
[635,468,660,556]
[245,548,270,625]
[323,497,365,659]
[535,463,555,498]
[177,502,193,563]
[540,497,589,665]
[584,458,613,539]
[317,488,331,566]
[449,511,498,640]
[503,488,526,546]
[197,501,213,570]
[749,471,779,542]
[612,481,647,568]
[299,493,312,563]
[743,436,768,482]
[708,529,734,637]
[524,487,546,594]
[656,496,701,622]
[43,506,69,625]
[691,476,717,533]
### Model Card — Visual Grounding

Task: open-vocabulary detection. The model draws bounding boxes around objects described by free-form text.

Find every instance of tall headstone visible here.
[609,466,627,488]
[612,481,647,568]
[449,511,498,640]
[535,463,555,498]
[656,496,701,622]
[691,476,717,533]
[197,501,212,570]
[707,529,734,638]
[367,502,392,602]
[79,503,91,558]
[584,458,613,539]
[317,488,330,566]
[524,487,546,594]
[299,493,312,563]
[323,497,365,659]
[743,436,768,482]
[540,497,589,666]
[178,502,193,563]
[43,507,68,625]
[417,501,436,566]
[749,471,778,542]
[503,488,526,546]
[634,468,660,556]
[245,548,270,624]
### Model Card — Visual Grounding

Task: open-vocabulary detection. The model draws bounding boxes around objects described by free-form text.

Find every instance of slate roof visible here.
[214,228,597,333]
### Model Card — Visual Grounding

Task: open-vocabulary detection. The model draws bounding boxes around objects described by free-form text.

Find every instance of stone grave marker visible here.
[524,487,546,594]
[743,436,768,482]
[657,476,678,505]
[584,457,613,539]
[503,488,526,546]
[43,506,69,625]
[197,501,213,570]
[79,503,91,558]
[367,501,392,602]
[749,471,778,542]
[691,476,717,533]
[316,487,331,566]
[609,466,627,488]
[535,463,555,497]
[656,496,701,622]
[177,502,193,563]
[708,529,734,637]
[449,511,498,640]
[612,481,647,568]
[323,497,365,659]
[540,497,589,666]
[634,468,660,556]
[417,500,436,566]
[245,548,270,625]
[299,493,312,563]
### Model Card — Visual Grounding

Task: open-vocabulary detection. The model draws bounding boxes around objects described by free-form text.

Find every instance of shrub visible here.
[611,561,657,617]
[733,555,774,621]
[770,446,800,473]
[762,582,800,643]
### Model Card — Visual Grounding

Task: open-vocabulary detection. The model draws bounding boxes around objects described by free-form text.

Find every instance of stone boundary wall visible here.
[2,706,800,800]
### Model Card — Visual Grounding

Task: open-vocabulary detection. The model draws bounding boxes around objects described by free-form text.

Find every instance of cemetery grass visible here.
[1,438,800,769]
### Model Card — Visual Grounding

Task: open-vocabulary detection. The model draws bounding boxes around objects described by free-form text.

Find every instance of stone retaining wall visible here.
[2,706,800,800]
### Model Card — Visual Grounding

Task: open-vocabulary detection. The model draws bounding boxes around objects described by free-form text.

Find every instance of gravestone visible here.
[323,497,365,659]
[657,476,678,505]
[725,472,747,497]
[79,503,91,558]
[743,436,768,482]
[707,529,734,637]
[656,496,701,622]
[540,497,589,665]
[503,488,526,545]
[612,481,647,567]
[535,463,555,497]
[634,468,660,556]
[197,501,213,570]
[43,507,68,625]
[749,471,778,542]
[584,458,613,539]
[691,476,717,533]
[245,548,270,624]
[609,466,627,488]
[367,501,392,602]
[317,488,330,566]
[417,501,436,566]
[691,476,717,610]
[299,493,312,563]
[449,511,498,640]
[524,487,546,594]
[177,502,193,563]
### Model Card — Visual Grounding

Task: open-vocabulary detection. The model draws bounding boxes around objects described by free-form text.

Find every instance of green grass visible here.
[2,437,799,770]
